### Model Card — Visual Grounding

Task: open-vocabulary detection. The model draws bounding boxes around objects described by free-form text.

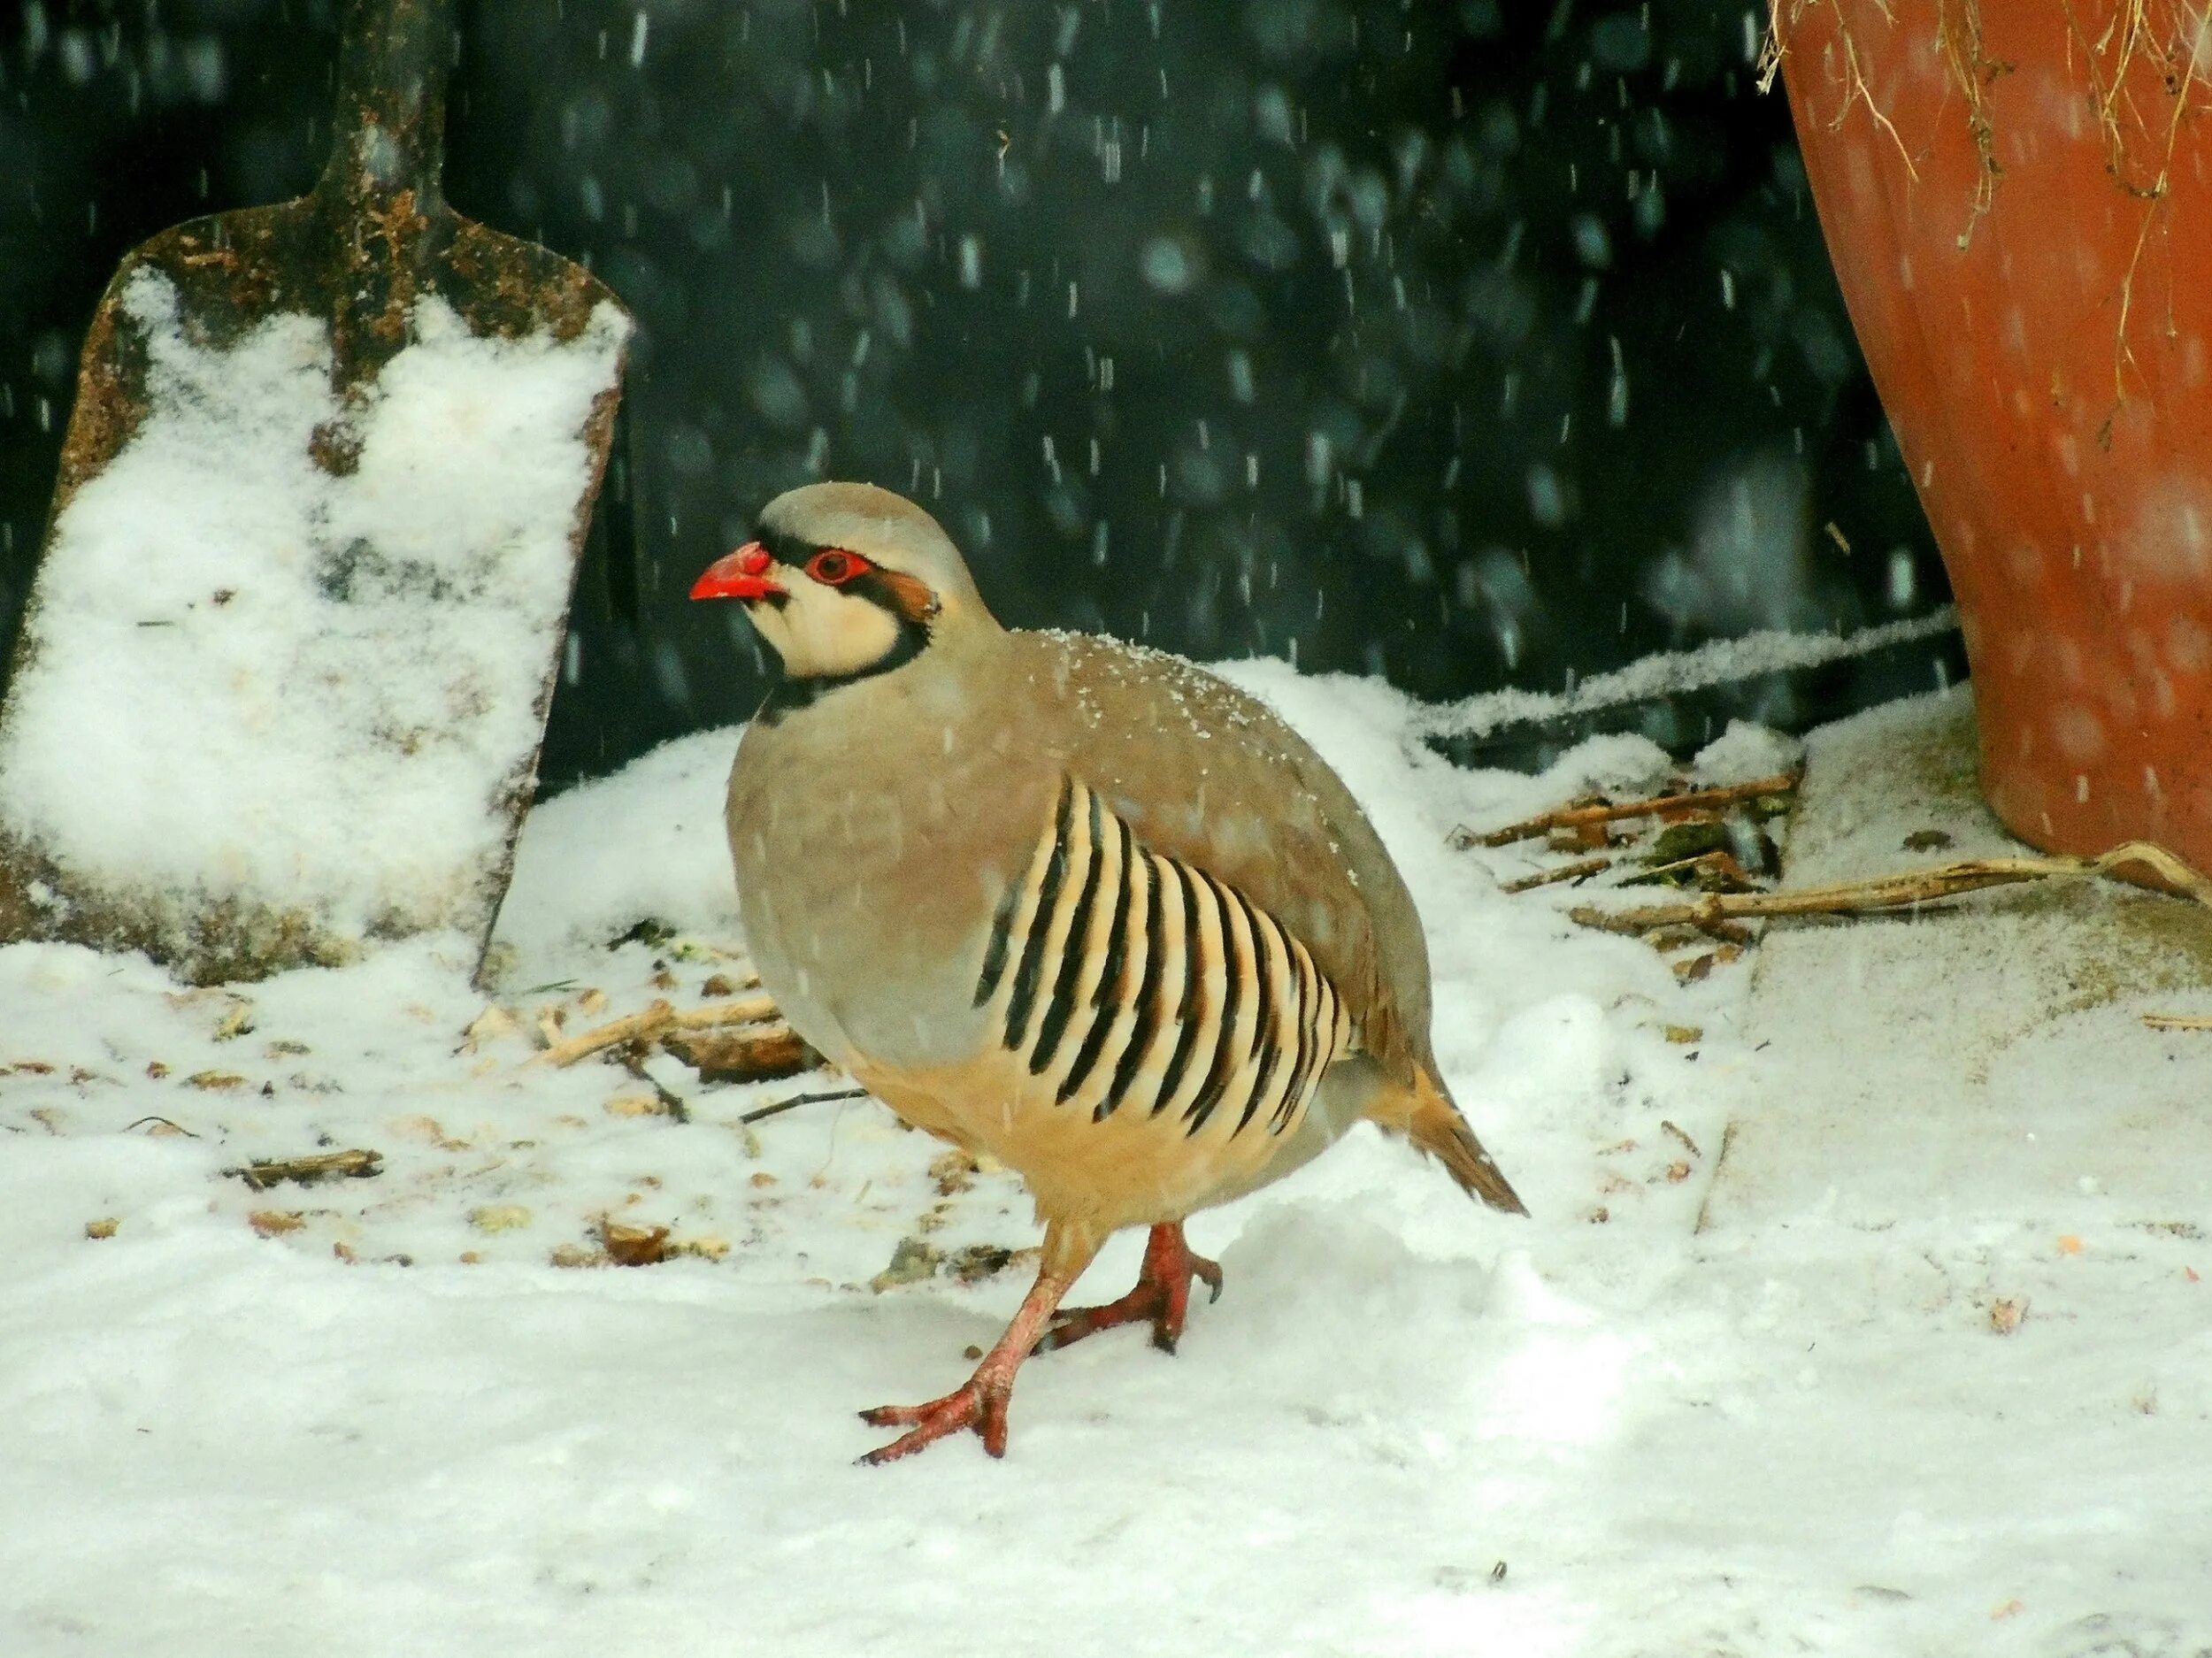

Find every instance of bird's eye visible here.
[806,549,867,586]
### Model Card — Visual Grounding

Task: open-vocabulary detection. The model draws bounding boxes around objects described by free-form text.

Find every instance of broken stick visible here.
[740,1085,870,1127]
[228,1148,383,1190]
[533,994,780,1067]
[1467,771,1801,848]
[664,1024,818,1084]
[1571,841,2212,935]
[1500,856,1613,894]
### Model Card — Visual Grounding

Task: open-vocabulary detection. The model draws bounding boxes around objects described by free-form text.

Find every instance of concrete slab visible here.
[1707,687,2212,1231]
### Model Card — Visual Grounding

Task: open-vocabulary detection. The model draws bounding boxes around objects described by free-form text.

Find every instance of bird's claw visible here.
[1034,1224,1224,1357]
[858,1377,1011,1464]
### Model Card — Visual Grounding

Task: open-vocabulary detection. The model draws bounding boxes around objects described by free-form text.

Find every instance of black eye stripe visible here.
[753,524,817,569]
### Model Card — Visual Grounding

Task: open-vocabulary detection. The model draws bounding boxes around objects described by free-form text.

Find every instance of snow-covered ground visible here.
[4,664,2207,1657]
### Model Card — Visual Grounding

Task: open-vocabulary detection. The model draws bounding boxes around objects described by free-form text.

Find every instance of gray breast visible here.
[723,700,1014,1071]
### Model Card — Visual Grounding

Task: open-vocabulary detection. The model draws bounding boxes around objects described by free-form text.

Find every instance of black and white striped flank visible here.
[973,776,1354,1136]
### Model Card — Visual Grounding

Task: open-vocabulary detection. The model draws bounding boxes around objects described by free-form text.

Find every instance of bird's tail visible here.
[1400,1070,1528,1217]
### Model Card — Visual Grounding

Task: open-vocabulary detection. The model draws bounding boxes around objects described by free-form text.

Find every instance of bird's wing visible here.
[992,630,1434,1082]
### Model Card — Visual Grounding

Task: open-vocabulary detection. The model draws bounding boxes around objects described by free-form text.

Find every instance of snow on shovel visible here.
[0,0,632,986]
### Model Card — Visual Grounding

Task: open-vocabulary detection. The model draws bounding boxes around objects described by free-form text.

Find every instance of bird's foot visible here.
[1035,1221,1223,1356]
[858,1370,1015,1464]
[857,1256,1087,1466]
[859,1225,1217,1459]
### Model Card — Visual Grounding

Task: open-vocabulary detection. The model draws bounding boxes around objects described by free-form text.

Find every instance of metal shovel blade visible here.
[0,0,634,985]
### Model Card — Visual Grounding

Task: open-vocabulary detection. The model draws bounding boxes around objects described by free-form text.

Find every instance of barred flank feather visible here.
[972,776,1349,1143]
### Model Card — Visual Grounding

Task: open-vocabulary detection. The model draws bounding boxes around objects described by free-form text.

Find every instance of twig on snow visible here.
[1466,772,1800,848]
[665,1025,818,1085]
[740,1086,870,1127]
[227,1148,383,1190]
[1500,856,1613,894]
[1571,841,2212,936]
[532,994,780,1067]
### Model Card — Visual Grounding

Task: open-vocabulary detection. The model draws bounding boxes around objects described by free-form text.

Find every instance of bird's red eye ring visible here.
[805,549,868,586]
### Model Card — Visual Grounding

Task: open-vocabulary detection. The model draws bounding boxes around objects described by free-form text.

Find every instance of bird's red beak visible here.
[690,542,787,603]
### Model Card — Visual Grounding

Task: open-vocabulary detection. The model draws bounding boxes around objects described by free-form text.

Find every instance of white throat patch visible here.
[744,579,907,680]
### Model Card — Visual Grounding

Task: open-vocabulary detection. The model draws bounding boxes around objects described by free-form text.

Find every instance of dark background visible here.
[0,0,1949,790]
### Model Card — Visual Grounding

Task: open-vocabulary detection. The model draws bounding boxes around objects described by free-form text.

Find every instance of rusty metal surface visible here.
[0,0,633,984]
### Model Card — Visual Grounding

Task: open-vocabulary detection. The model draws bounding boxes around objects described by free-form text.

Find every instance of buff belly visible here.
[850,1044,1357,1247]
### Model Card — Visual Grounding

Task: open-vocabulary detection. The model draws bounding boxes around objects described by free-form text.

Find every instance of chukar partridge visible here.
[692,481,1525,1463]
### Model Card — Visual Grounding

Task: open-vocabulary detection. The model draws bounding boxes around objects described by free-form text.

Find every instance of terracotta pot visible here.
[1778,1,2212,866]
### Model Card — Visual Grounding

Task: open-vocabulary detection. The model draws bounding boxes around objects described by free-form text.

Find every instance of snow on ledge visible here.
[1410,606,1961,742]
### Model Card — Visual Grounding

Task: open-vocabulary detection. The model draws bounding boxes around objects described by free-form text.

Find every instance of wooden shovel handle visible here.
[313,0,457,214]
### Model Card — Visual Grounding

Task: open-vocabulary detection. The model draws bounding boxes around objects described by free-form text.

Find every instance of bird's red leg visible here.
[1035,1221,1224,1356]
[858,1232,1094,1465]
